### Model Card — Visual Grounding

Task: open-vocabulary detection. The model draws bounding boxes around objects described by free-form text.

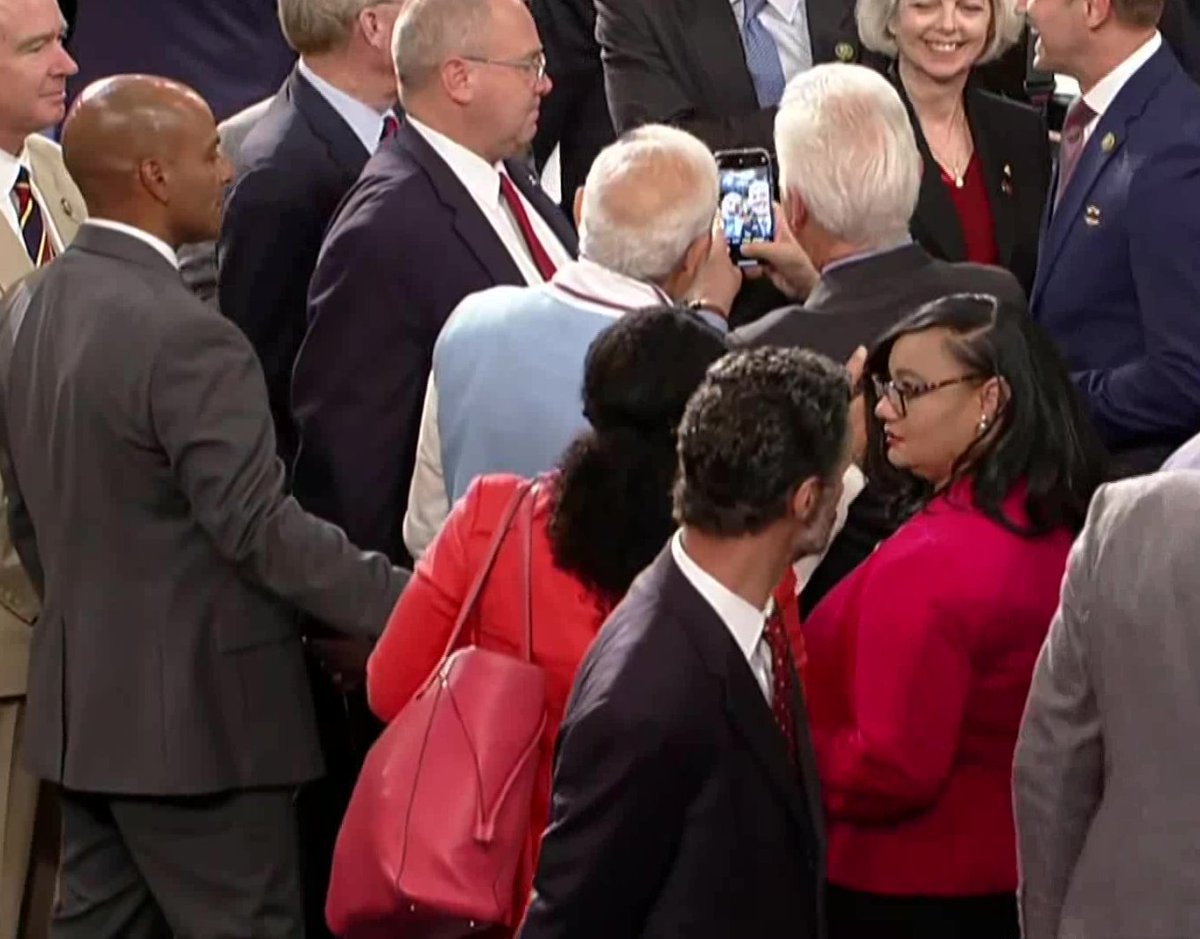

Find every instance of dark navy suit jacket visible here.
[291,120,579,563]
[218,67,371,470]
[67,0,295,121]
[1031,43,1200,471]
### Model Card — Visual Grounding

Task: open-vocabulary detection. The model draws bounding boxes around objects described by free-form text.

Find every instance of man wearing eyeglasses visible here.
[292,0,577,573]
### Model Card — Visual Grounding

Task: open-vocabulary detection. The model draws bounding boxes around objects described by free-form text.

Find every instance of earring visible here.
[977,414,990,436]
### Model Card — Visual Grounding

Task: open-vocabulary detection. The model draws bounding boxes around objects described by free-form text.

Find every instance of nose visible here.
[938,0,957,30]
[536,72,553,97]
[55,43,79,77]
[874,394,899,422]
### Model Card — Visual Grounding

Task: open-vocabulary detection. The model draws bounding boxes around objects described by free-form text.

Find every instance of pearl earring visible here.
[977,414,990,436]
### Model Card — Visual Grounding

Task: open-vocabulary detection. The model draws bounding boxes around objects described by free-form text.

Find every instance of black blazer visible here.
[218,67,372,470]
[596,0,883,153]
[899,73,1052,295]
[730,243,1027,611]
[531,0,616,214]
[1162,0,1200,85]
[290,121,579,565]
[519,548,824,939]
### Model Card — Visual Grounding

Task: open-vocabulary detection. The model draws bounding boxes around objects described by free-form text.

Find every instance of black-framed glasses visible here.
[871,374,982,417]
[461,52,548,83]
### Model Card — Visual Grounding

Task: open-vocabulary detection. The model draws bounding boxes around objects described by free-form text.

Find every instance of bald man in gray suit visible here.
[1015,472,1200,939]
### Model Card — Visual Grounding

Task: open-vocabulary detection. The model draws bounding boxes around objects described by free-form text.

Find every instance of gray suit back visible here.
[1,225,405,796]
[1015,472,1200,939]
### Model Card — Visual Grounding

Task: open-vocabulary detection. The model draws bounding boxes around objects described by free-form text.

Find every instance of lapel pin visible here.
[1003,163,1012,177]
[1085,204,1102,227]
[1101,132,1116,152]
[1001,178,1013,197]
[60,197,74,218]
[835,41,855,62]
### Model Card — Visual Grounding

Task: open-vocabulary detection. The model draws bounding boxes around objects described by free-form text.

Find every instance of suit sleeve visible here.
[519,698,694,939]
[292,211,436,563]
[595,0,776,151]
[150,309,407,637]
[814,541,972,821]
[368,475,486,721]
[1013,495,1104,939]
[1073,140,1200,445]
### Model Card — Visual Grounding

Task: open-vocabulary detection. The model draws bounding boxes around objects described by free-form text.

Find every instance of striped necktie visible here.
[741,0,788,109]
[12,166,54,267]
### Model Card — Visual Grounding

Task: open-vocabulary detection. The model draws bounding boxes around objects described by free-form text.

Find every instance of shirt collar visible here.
[0,144,33,197]
[545,257,671,318]
[297,58,391,155]
[406,114,503,210]
[822,236,913,275]
[671,530,767,665]
[732,0,801,21]
[83,219,180,269]
[1082,31,1162,121]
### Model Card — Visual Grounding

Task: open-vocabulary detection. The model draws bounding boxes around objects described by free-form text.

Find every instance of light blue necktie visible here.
[741,0,788,109]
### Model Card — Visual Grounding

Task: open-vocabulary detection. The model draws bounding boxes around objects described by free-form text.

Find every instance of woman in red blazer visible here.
[802,295,1108,939]
[367,307,808,930]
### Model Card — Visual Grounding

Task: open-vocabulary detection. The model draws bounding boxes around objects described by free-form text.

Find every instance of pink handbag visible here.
[326,481,546,939]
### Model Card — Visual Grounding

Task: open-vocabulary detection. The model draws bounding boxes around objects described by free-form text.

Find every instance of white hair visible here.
[391,0,492,89]
[579,125,719,284]
[775,64,922,249]
[856,0,1025,63]
[278,0,378,55]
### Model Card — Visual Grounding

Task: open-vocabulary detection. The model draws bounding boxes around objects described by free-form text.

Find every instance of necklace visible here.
[923,105,973,189]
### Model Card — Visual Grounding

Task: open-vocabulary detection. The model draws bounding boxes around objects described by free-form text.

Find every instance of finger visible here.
[846,345,868,388]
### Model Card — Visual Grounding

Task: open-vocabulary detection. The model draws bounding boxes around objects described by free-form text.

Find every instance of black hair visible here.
[548,306,727,606]
[864,293,1109,535]
[673,347,851,536]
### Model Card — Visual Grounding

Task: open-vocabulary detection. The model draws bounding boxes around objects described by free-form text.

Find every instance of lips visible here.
[926,40,965,52]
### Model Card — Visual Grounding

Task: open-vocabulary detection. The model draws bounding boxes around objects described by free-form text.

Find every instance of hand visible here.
[740,203,819,301]
[307,636,374,695]
[846,346,869,467]
[686,221,743,319]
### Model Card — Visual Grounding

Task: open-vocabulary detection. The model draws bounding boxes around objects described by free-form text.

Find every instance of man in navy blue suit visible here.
[1024,0,1200,474]
[218,0,402,470]
[291,0,578,567]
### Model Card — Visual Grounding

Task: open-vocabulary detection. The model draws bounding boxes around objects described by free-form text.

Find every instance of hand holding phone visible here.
[715,147,775,267]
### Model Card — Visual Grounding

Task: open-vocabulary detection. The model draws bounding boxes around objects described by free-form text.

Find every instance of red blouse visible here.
[942,153,999,266]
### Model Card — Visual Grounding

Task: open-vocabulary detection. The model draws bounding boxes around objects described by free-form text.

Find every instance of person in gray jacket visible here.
[1014,471,1200,939]
[0,75,407,939]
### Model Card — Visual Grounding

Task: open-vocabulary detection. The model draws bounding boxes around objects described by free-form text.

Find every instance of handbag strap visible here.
[519,477,539,662]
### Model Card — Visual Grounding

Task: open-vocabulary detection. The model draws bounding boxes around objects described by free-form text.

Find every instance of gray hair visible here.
[856,0,1025,63]
[579,125,719,284]
[391,0,492,89]
[278,0,378,55]
[775,64,921,249]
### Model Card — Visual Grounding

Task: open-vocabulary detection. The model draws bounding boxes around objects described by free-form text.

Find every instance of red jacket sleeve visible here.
[366,477,487,721]
[814,538,972,822]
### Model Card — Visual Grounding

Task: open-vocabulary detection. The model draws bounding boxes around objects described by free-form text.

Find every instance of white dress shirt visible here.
[729,0,813,81]
[671,530,776,704]
[83,219,179,269]
[0,145,64,253]
[1080,32,1163,143]
[297,59,392,155]
[406,115,573,286]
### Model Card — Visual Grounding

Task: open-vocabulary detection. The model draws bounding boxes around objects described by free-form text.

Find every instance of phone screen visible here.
[718,162,775,266]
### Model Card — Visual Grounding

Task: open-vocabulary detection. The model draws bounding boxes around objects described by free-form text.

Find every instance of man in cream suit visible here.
[0,0,86,936]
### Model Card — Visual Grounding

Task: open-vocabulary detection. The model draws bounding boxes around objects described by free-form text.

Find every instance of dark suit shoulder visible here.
[924,257,1027,307]
[970,86,1046,130]
[728,303,804,349]
[321,149,442,253]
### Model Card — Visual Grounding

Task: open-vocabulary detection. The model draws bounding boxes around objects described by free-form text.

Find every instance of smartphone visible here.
[715,148,775,267]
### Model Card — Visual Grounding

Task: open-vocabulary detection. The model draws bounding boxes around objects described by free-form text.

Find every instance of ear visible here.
[1084,0,1113,28]
[358,5,386,48]
[572,186,585,229]
[978,374,1009,423]
[441,58,476,105]
[789,475,823,526]
[680,230,713,281]
[138,158,170,207]
[781,188,809,240]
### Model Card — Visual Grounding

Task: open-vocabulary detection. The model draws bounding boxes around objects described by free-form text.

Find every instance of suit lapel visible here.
[896,74,966,262]
[806,0,856,65]
[675,0,759,110]
[27,141,85,252]
[967,87,1016,269]
[394,121,524,286]
[289,67,371,185]
[1036,45,1174,305]
[0,227,32,292]
[504,159,579,254]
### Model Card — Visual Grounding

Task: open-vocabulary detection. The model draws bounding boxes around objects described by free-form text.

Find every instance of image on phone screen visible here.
[719,165,775,266]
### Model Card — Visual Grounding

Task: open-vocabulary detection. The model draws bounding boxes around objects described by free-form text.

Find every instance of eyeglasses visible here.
[871,373,982,417]
[461,52,548,83]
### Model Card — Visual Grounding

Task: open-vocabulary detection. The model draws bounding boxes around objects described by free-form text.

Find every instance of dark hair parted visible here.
[548,306,727,606]
[673,347,851,537]
[865,294,1109,535]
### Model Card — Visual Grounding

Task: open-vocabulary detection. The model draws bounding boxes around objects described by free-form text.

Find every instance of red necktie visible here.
[379,113,399,142]
[498,172,558,282]
[1054,97,1096,208]
[763,605,798,764]
[13,166,54,267]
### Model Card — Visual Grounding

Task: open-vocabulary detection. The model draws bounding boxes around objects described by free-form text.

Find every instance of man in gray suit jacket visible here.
[1014,472,1200,939]
[0,77,408,939]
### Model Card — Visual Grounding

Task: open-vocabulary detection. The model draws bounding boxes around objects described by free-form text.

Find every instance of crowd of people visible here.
[1,0,1200,937]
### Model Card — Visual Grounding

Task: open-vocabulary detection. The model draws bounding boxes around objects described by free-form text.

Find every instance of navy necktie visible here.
[741,0,788,108]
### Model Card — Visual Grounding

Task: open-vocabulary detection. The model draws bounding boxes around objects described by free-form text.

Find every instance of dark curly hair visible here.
[674,347,851,536]
[548,305,727,606]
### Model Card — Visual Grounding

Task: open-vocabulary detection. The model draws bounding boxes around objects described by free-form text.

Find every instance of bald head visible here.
[578,125,719,284]
[62,76,232,245]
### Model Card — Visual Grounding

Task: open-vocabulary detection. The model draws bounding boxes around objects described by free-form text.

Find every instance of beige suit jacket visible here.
[0,134,86,699]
